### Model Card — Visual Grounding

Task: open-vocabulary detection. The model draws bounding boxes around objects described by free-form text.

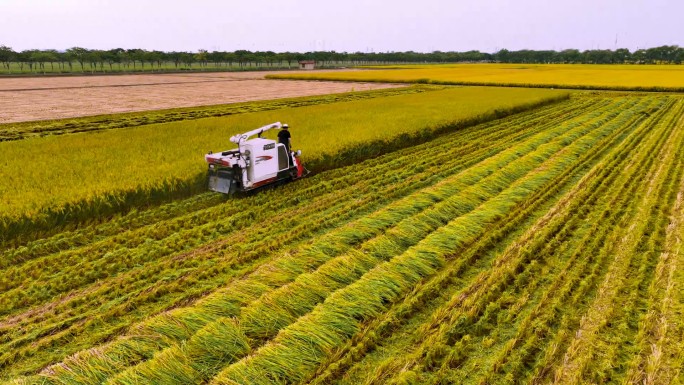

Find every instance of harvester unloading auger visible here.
[205,122,308,194]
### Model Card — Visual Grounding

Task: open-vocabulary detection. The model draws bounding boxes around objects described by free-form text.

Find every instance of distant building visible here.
[299,60,316,70]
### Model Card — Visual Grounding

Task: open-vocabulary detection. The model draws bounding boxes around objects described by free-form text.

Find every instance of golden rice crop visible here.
[0,86,566,243]
[267,63,684,91]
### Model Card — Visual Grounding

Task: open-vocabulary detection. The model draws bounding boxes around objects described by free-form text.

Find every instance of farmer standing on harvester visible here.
[278,123,291,152]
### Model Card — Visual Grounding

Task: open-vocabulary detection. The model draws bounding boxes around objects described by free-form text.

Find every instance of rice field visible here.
[267,63,684,92]
[1,93,683,384]
[0,86,567,245]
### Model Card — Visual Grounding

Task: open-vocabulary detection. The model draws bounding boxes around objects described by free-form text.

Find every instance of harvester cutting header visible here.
[205,122,306,194]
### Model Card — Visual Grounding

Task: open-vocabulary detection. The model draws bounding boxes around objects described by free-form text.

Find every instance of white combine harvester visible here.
[205,122,306,194]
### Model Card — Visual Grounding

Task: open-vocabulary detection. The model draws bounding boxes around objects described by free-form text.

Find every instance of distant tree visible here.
[247,52,261,67]
[62,50,74,71]
[632,49,647,64]
[674,47,684,64]
[102,48,123,71]
[223,51,236,67]
[559,49,581,63]
[613,48,631,63]
[66,47,89,71]
[84,50,103,72]
[659,45,680,63]
[29,50,58,72]
[145,51,163,70]
[118,50,132,69]
[262,51,277,67]
[195,49,208,67]
[494,49,510,63]
[281,51,297,68]
[155,51,167,69]
[645,47,662,63]
[234,50,250,67]
[42,49,60,71]
[180,52,194,67]
[583,49,613,64]
[125,49,146,70]
[0,45,15,72]
[208,51,223,67]
[168,51,182,68]
[20,50,40,72]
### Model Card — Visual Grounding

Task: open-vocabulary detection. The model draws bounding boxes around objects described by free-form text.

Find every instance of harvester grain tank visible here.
[204,122,306,194]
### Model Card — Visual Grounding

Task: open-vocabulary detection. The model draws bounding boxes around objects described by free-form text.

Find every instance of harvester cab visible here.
[205,122,306,194]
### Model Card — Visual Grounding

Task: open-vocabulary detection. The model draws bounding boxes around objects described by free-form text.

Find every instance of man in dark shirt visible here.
[277,124,291,152]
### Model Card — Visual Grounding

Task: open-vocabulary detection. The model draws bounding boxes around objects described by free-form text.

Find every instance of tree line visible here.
[0,45,681,74]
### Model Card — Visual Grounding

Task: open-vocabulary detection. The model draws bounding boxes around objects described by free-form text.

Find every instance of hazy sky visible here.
[0,0,681,53]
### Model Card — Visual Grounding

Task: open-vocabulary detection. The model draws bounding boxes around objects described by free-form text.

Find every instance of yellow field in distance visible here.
[267,63,684,91]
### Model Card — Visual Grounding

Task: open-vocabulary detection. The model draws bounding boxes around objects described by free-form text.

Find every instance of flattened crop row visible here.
[307,96,665,385]
[341,96,682,385]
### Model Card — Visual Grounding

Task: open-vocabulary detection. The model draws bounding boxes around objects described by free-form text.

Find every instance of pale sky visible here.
[0,0,681,53]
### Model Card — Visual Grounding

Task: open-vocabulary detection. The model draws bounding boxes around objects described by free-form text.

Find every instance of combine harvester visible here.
[205,122,307,194]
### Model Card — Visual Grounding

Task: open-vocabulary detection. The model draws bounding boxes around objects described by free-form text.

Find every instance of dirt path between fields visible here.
[0,70,397,123]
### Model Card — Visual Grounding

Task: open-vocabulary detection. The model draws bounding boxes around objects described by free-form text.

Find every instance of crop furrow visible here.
[424,97,676,381]
[544,101,684,385]
[0,97,600,380]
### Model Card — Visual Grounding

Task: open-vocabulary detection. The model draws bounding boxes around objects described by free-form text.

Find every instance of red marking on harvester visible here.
[295,158,304,178]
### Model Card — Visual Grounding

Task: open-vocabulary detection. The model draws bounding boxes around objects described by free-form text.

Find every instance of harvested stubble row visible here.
[1,98,592,382]
[3,95,684,385]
